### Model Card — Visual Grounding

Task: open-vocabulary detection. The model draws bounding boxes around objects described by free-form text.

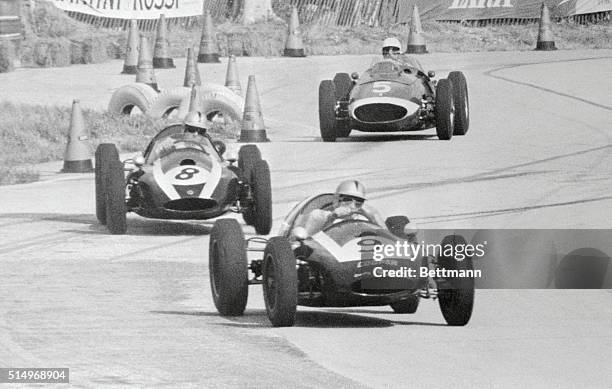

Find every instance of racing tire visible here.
[319,80,337,142]
[390,295,420,314]
[250,160,272,235]
[437,235,474,326]
[333,73,352,101]
[176,84,243,123]
[148,86,190,119]
[104,159,127,235]
[263,237,298,327]
[238,145,262,226]
[107,84,158,115]
[209,219,249,316]
[448,71,469,136]
[95,144,119,225]
[435,78,455,141]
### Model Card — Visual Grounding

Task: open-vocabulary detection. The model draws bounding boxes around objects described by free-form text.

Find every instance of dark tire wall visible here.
[95,143,118,225]
[435,78,455,141]
[263,237,298,327]
[319,80,338,142]
[104,158,127,235]
[209,219,249,316]
[437,235,475,326]
[448,71,470,136]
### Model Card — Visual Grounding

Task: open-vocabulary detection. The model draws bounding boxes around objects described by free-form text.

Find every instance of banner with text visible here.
[50,0,204,19]
[409,0,612,21]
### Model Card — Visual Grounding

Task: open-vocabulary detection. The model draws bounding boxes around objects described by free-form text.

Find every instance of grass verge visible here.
[0,101,238,185]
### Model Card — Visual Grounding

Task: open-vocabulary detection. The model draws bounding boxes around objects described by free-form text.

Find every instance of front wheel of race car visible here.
[333,73,353,100]
[250,160,272,235]
[390,295,420,314]
[437,235,474,326]
[104,159,127,235]
[435,78,455,141]
[319,80,338,142]
[263,237,298,327]
[209,219,249,316]
[448,71,469,136]
[95,143,119,225]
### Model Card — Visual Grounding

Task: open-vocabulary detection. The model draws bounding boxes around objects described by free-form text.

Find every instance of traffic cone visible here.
[225,55,241,95]
[284,6,306,57]
[122,19,139,74]
[239,75,269,142]
[135,35,159,92]
[188,84,198,112]
[153,14,175,68]
[198,9,220,63]
[405,5,427,54]
[183,47,201,87]
[535,3,557,51]
[62,100,93,173]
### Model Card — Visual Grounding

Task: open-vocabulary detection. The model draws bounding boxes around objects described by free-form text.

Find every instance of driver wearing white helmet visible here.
[295,180,384,238]
[382,37,402,59]
[184,111,208,135]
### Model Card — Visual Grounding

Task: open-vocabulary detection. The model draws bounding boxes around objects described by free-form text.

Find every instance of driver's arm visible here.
[299,209,334,236]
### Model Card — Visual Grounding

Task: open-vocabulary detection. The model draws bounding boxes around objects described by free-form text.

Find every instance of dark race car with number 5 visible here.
[318,56,469,141]
[94,123,272,235]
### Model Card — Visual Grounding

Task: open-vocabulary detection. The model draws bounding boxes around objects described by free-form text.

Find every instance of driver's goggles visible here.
[339,196,364,206]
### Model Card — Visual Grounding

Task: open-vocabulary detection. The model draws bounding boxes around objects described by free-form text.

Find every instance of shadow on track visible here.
[0,213,212,236]
[152,309,446,328]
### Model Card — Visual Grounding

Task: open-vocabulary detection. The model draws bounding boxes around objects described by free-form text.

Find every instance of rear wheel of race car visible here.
[238,145,262,182]
[390,295,420,314]
[319,80,338,142]
[333,73,352,100]
[437,235,474,326]
[263,237,298,327]
[104,159,127,235]
[435,78,455,141]
[238,145,262,226]
[95,143,119,225]
[448,71,469,136]
[250,160,272,235]
[209,219,249,316]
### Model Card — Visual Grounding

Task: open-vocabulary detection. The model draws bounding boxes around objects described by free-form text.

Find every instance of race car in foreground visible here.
[318,57,469,141]
[209,193,474,327]
[95,124,272,235]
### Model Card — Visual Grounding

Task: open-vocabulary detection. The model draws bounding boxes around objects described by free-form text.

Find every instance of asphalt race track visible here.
[0,50,611,388]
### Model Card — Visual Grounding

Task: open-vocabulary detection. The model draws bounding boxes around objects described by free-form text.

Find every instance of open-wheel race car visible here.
[318,57,469,141]
[209,193,474,327]
[94,123,272,235]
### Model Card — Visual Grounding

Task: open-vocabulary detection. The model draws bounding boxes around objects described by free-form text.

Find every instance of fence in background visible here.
[60,0,612,31]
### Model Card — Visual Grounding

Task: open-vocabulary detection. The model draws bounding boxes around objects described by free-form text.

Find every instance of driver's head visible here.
[382,37,402,58]
[335,180,366,210]
[184,111,207,134]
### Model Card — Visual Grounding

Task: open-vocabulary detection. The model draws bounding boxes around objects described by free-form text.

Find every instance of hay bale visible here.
[0,41,15,73]
[81,36,109,63]
[33,37,72,67]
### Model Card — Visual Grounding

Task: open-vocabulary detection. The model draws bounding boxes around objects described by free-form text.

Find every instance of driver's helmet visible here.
[184,111,207,134]
[335,180,366,208]
[382,37,402,58]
